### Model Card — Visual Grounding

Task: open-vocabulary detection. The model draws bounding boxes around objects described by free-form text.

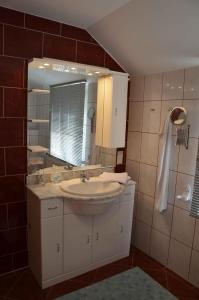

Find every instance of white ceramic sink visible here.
[60,177,123,215]
[60,178,121,197]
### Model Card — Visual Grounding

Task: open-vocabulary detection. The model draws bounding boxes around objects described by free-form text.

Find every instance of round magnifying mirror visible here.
[170,107,187,125]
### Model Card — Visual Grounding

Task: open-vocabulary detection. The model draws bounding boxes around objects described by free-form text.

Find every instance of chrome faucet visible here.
[80,170,89,183]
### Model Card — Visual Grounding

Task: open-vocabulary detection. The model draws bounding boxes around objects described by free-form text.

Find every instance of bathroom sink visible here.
[60,177,123,215]
[60,178,121,197]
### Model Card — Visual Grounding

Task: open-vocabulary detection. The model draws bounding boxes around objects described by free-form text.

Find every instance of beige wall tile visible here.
[126,159,139,187]
[139,163,157,197]
[127,132,141,161]
[142,101,161,133]
[178,138,198,175]
[144,74,163,101]
[153,204,173,236]
[189,250,199,288]
[140,133,159,166]
[184,66,199,99]
[136,192,154,225]
[130,76,145,101]
[150,229,170,265]
[128,101,143,132]
[183,100,199,138]
[168,238,191,279]
[162,70,184,100]
[134,220,151,254]
[175,173,194,211]
[171,206,195,247]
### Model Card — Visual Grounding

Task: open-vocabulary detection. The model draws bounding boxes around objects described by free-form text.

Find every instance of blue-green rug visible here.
[56,267,177,300]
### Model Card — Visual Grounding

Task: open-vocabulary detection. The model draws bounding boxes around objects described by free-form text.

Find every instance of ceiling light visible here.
[38,65,45,69]
[95,71,100,74]
[88,73,93,76]
[64,69,70,72]
[71,67,76,70]
[43,63,50,66]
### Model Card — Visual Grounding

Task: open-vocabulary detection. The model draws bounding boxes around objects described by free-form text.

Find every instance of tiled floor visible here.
[0,248,199,300]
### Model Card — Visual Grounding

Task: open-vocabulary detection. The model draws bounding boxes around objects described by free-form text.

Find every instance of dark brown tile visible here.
[8,269,49,300]
[105,53,124,72]
[0,204,7,230]
[0,6,24,27]
[0,148,5,176]
[23,119,27,146]
[43,34,76,62]
[0,227,27,256]
[0,254,13,275]
[73,269,97,283]
[47,279,88,300]
[77,41,105,67]
[4,25,43,59]
[23,60,28,89]
[0,269,24,296]
[25,14,60,35]
[0,87,3,116]
[94,261,130,282]
[167,270,199,300]
[0,56,24,88]
[0,118,23,147]
[132,248,164,271]
[5,147,27,175]
[61,24,97,43]
[144,268,168,288]
[0,24,2,55]
[4,88,27,117]
[0,175,25,204]
[13,250,28,269]
[8,202,27,228]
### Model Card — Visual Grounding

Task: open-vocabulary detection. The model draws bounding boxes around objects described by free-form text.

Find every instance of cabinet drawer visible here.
[41,198,63,218]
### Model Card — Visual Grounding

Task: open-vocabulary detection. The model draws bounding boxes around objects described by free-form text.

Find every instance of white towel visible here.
[99,172,130,184]
[156,114,172,212]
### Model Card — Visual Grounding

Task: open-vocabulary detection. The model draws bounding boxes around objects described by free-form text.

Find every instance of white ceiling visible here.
[89,0,199,74]
[0,0,131,28]
[2,0,199,74]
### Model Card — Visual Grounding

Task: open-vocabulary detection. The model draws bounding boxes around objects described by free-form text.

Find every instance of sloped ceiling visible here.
[2,0,199,75]
[89,0,199,75]
[0,0,131,28]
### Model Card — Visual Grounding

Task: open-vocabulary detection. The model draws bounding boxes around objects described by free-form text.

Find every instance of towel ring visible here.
[170,106,187,125]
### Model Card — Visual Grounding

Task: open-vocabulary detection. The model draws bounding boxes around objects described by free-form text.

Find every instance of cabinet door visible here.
[117,201,134,254]
[41,216,63,281]
[93,203,119,263]
[64,214,92,273]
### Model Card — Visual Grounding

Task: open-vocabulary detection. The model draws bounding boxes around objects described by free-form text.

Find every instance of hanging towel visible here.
[156,114,172,212]
[99,172,130,184]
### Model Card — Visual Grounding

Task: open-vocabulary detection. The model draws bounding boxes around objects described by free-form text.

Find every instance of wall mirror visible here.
[27,58,120,175]
[170,106,187,125]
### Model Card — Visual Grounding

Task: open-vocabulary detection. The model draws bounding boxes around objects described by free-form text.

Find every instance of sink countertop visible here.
[27,180,135,201]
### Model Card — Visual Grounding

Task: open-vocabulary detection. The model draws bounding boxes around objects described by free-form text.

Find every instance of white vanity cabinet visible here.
[92,202,120,263]
[63,214,92,273]
[27,182,135,288]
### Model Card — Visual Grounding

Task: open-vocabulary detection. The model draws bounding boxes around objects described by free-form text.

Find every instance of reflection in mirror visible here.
[170,106,187,125]
[27,58,117,175]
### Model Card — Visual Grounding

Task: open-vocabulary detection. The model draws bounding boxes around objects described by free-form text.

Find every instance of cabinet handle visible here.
[96,232,99,241]
[86,235,90,244]
[48,206,58,210]
[120,225,124,233]
[56,243,60,252]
